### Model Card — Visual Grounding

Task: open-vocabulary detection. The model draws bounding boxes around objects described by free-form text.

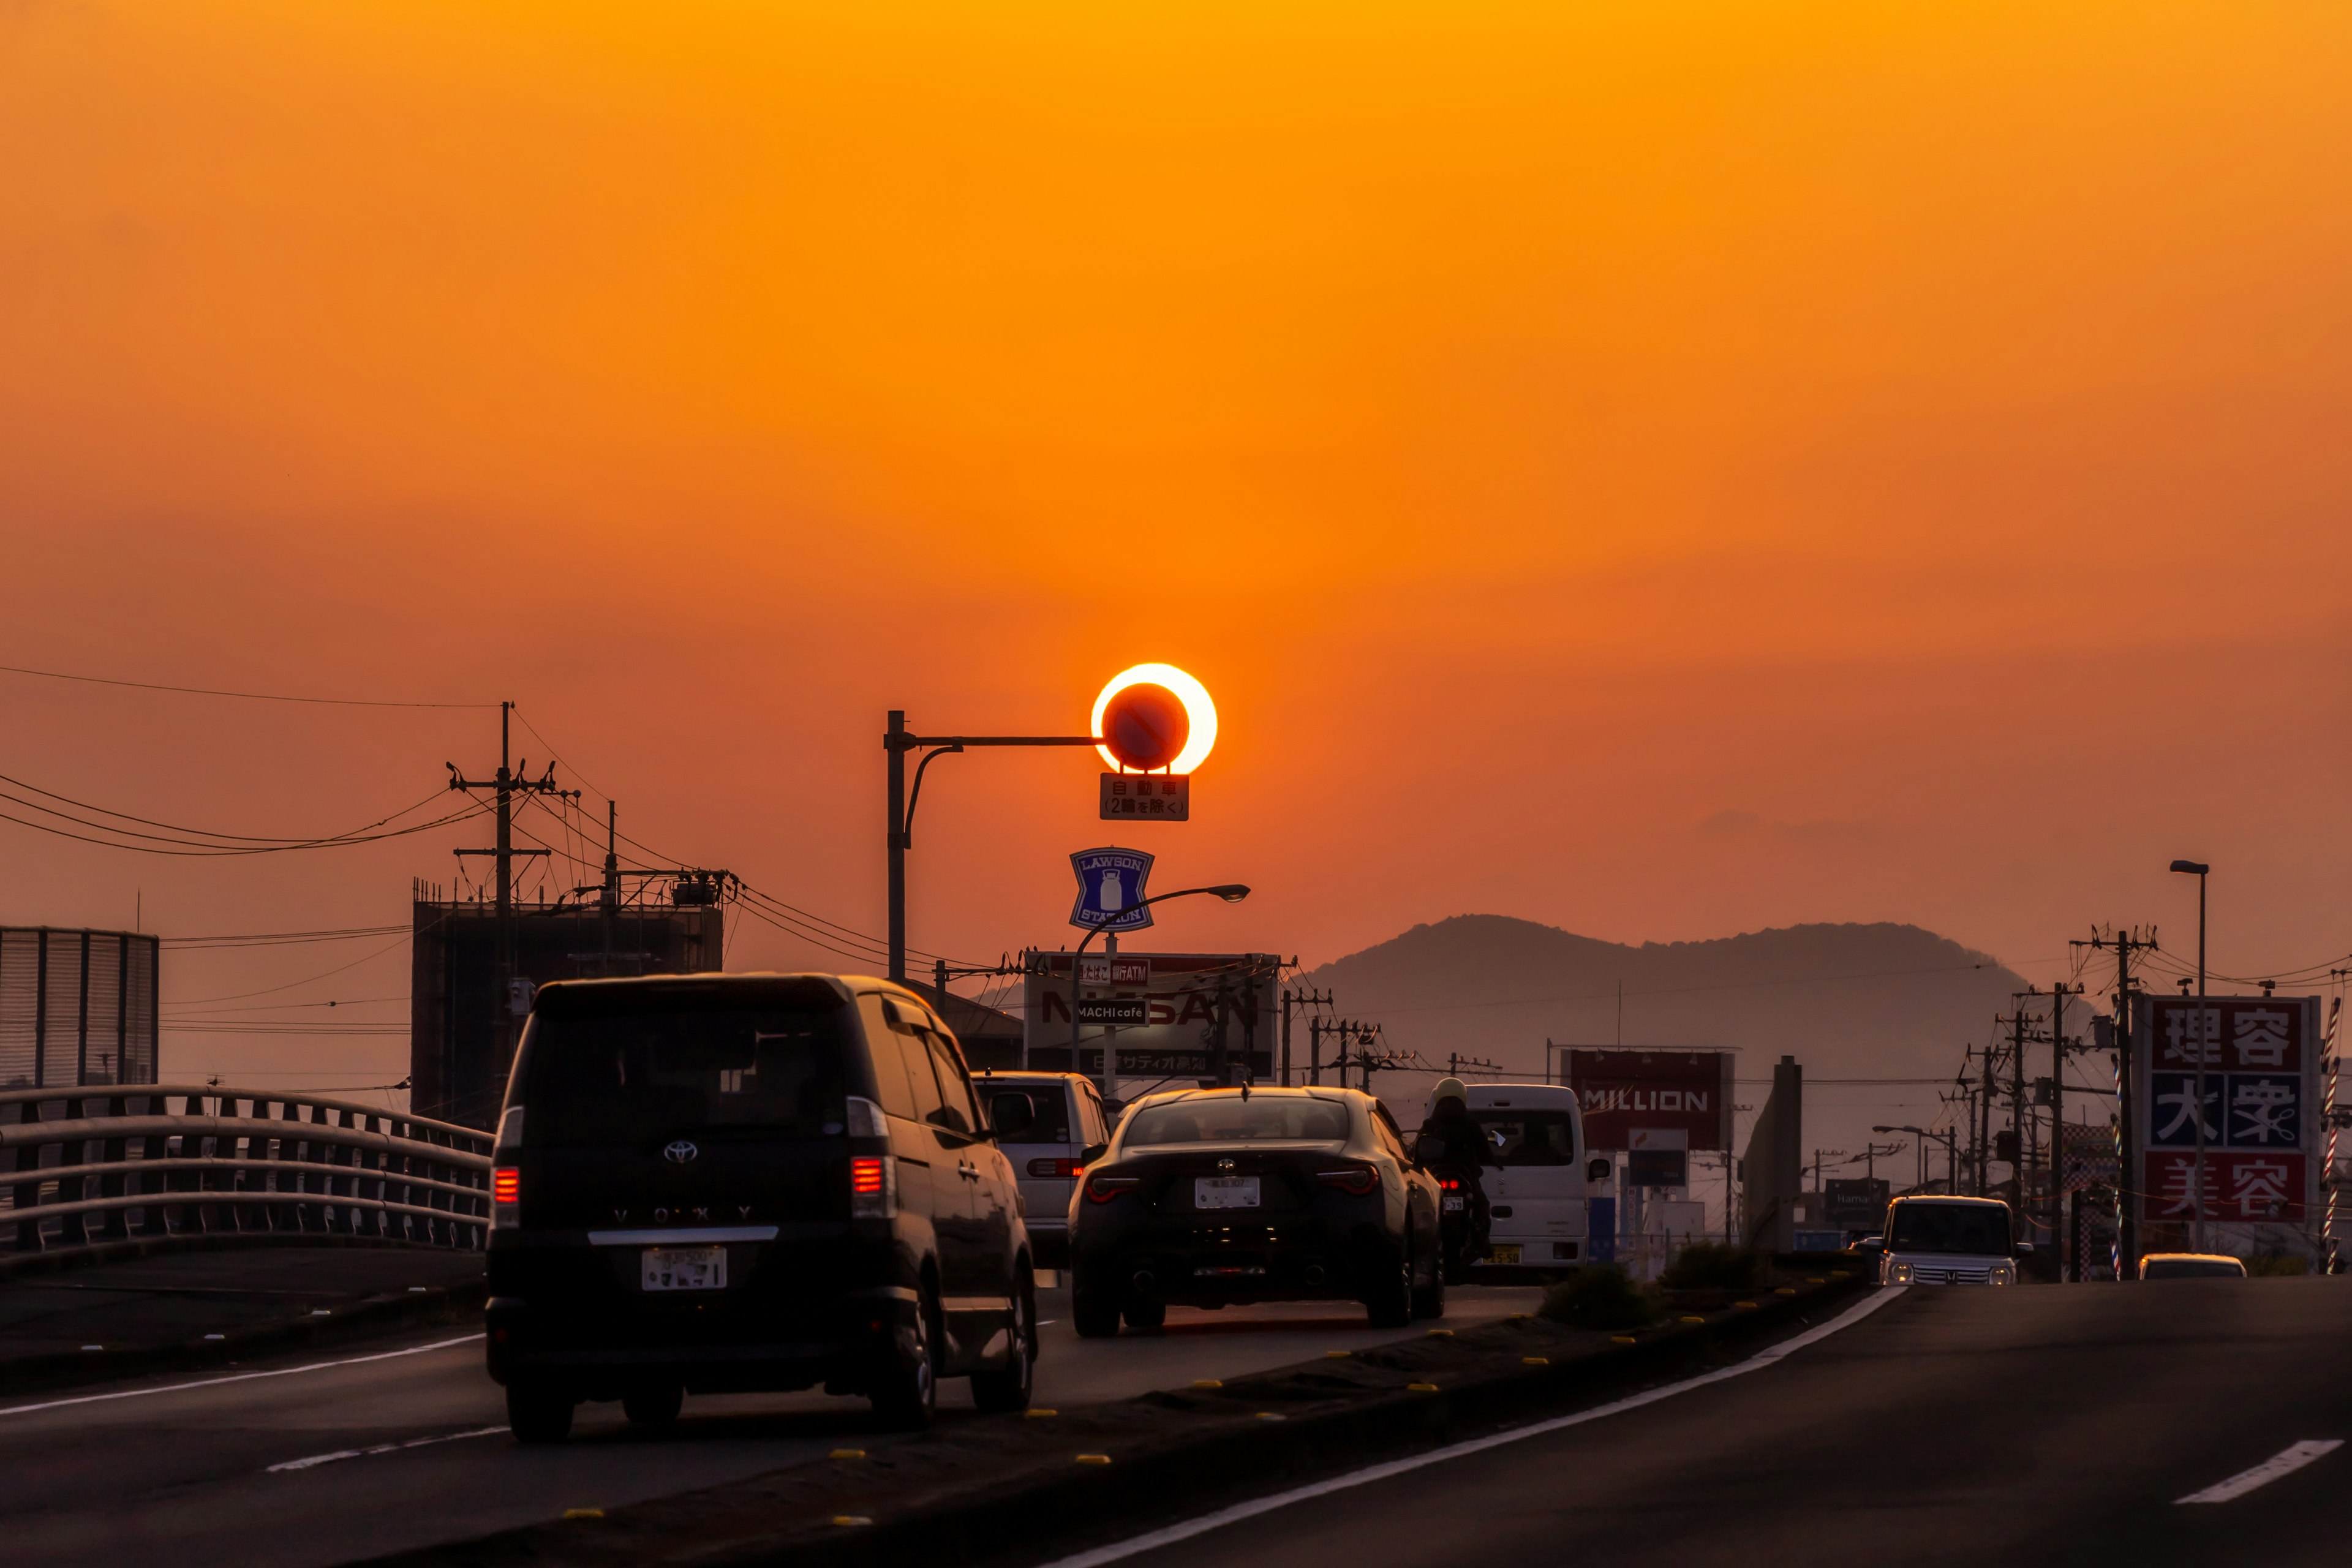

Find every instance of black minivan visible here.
[484,973,1038,1440]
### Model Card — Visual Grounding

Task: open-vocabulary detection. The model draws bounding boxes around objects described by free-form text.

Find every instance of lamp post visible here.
[2169,858,2211,1251]
[1071,883,1250,1101]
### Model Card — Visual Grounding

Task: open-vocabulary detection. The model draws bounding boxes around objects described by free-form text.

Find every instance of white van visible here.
[1428,1083,1594,1272]
[1879,1194,2024,1285]
[973,1069,1114,1267]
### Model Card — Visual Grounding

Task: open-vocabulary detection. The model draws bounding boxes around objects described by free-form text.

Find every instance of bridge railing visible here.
[0,1085,492,1256]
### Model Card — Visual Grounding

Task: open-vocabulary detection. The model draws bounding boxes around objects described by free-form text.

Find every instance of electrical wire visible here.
[0,660,495,709]
[170,927,426,1006]
[0,775,488,858]
[162,995,407,1017]
[1337,957,2073,1022]
[163,925,411,949]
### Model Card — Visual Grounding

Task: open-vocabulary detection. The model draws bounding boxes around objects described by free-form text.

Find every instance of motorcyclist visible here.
[1415,1079,1495,1277]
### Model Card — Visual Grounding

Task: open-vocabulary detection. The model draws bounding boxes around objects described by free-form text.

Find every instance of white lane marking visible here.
[0,1334,485,1419]
[268,1425,508,1472]
[2175,1439,2343,1504]
[1035,1287,1909,1568]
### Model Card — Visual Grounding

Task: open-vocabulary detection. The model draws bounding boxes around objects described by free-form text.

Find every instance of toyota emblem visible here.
[663,1140,699,1164]
[1217,1157,1235,1172]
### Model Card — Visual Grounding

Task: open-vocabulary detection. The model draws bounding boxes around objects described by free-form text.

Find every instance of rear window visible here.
[988,1082,1072,1144]
[1471,1110,1577,1166]
[1886,1203,2010,1256]
[524,1003,848,1145]
[1125,1098,1350,1145]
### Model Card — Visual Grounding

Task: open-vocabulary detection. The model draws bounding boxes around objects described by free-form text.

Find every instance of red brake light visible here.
[851,1156,886,1196]
[1438,1177,1461,1191]
[1085,1172,1142,1204]
[1317,1166,1381,1196]
[492,1167,520,1205]
[1029,1158,1081,1178]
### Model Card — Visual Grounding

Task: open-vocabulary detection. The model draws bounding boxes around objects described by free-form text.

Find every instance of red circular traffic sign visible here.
[1099,683,1189,772]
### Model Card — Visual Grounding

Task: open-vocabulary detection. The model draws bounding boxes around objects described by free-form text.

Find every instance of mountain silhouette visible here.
[1300,915,2049,1191]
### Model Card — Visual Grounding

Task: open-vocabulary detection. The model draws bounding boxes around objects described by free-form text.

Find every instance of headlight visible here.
[1887,1261,1913,1283]
[1988,1263,2015,1286]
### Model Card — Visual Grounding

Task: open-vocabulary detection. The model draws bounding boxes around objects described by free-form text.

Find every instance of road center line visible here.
[268,1425,508,1473]
[2175,1440,2343,1504]
[0,1333,485,1419]
[1035,1287,1909,1568]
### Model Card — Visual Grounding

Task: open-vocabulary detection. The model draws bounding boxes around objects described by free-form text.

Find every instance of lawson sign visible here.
[1566,1049,1735,1153]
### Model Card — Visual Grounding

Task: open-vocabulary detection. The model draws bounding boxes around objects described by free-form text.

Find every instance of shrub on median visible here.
[1659,1243,1766,1292]
[1537,1265,1659,1330]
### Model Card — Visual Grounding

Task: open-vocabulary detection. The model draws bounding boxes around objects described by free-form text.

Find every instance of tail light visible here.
[1029,1158,1082,1178]
[850,1155,896,1219]
[492,1167,520,1229]
[1084,1172,1142,1204]
[1438,1177,1463,1191]
[1317,1165,1381,1196]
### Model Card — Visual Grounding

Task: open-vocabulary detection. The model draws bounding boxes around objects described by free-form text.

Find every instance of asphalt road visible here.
[1028,1278,2352,1568]
[0,1275,1544,1568]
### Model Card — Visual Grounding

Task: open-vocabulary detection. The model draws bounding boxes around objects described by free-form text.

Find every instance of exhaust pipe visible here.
[1303,1264,1327,1287]
[1132,1270,1158,1298]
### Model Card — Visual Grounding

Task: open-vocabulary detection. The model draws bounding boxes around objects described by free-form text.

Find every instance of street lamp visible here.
[1071,884,1251,1100]
[2169,858,2211,1251]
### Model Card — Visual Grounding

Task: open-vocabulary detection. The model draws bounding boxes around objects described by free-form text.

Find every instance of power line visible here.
[0,774,487,858]
[171,927,424,1005]
[163,925,410,949]
[0,660,494,709]
[1335,957,2070,1020]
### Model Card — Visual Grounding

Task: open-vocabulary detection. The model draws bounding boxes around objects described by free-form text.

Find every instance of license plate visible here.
[1487,1243,1521,1265]
[1442,1194,1466,1212]
[1194,1176,1261,1210]
[642,1246,727,1291]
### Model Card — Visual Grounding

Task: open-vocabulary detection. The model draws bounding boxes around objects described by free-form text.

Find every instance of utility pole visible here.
[600,801,618,978]
[2010,995,2033,1215]
[2048,982,2078,1273]
[2075,927,2158,1279]
[449,703,578,1087]
[1979,1035,1997,1199]
[1283,987,1332,1088]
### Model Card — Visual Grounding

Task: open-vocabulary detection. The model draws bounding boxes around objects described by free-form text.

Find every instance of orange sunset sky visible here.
[4,2,2351,1090]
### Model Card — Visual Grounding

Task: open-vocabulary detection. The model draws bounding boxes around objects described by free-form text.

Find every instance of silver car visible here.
[973,1071,1113,1267]
[1879,1194,2026,1286]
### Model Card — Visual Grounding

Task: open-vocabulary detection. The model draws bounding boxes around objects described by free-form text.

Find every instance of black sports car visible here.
[1066,1086,1445,1335]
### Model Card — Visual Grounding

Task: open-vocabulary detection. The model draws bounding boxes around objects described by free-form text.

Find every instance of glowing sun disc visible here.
[1093,665,1217,774]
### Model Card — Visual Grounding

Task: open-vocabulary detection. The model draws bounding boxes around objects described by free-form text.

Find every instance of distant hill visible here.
[1301,916,2041,1182]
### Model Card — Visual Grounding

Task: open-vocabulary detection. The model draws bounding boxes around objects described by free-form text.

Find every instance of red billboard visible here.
[2130,995,2323,1234]
[1566,1049,1735,1152]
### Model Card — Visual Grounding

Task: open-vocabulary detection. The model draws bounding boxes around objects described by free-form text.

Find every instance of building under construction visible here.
[407,878,725,1129]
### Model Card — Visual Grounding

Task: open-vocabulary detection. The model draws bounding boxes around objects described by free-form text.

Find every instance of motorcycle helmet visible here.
[1433,1076,1468,1108]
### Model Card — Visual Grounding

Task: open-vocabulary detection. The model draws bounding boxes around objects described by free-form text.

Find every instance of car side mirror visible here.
[1079,1142,1109,1167]
[988,1091,1035,1140]
[2014,1241,2035,1254]
[1588,1157,1613,1183]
